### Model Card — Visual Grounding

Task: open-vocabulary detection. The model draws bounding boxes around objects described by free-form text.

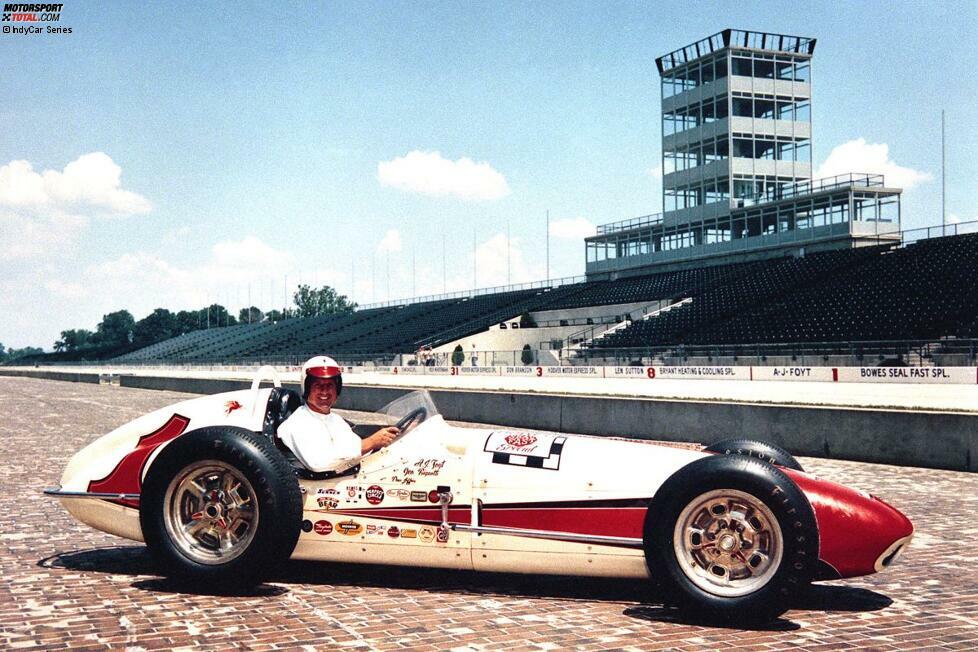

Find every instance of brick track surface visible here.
[1,376,976,651]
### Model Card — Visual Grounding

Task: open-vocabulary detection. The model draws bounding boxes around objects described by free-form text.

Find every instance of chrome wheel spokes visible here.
[673,489,783,597]
[163,461,259,565]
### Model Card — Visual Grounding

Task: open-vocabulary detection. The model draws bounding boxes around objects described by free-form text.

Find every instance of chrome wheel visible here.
[162,460,259,565]
[673,489,782,597]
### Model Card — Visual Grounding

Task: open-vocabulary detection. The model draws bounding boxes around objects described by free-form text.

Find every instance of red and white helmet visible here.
[301,355,343,398]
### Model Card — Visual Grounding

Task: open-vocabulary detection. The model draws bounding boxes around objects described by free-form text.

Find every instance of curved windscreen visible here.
[378,390,439,426]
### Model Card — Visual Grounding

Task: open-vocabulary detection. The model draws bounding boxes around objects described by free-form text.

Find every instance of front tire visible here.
[704,438,804,472]
[139,427,303,587]
[644,455,818,622]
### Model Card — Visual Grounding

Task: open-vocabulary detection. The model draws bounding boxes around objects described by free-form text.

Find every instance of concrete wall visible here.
[0,369,101,384]
[339,385,977,473]
[4,369,974,472]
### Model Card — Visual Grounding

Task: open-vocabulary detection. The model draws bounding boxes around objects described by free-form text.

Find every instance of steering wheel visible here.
[391,406,428,440]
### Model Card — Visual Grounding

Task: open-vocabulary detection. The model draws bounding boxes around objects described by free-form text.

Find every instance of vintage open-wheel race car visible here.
[45,368,913,622]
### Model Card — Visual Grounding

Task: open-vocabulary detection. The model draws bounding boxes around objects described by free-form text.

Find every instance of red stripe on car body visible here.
[87,413,191,508]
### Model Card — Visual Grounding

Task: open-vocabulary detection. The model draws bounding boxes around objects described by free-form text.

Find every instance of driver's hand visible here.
[367,427,399,452]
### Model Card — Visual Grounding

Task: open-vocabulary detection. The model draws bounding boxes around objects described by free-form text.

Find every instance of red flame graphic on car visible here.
[504,433,537,447]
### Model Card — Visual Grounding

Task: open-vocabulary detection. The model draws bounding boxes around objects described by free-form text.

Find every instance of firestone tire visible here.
[644,455,819,623]
[139,426,303,587]
[704,438,804,472]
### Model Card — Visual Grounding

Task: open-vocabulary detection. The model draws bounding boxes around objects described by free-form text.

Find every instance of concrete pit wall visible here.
[2,369,974,472]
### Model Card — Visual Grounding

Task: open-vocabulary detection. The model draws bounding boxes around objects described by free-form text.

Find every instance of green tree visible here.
[174,310,201,334]
[202,304,237,328]
[265,309,286,322]
[451,345,464,366]
[239,306,264,323]
[521,344,534,365]
[55,329,94,352]
[4,346,43,361]
[0,342,5,362]
[134,308,177,344]
[292,284,356,318]
[95,310,136,347]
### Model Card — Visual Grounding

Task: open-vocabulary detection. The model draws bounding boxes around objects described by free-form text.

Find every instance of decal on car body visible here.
[314,520,332,535]
[483,431,566,471]
[337,520,362,536]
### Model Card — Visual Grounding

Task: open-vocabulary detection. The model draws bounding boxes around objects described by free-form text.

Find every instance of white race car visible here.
[46,369,913,621]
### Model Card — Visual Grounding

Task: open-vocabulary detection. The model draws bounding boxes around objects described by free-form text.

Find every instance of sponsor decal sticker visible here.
[418,526,436,543]
[346,485,357,498]
[316,488,341,496]
[436,527,449,544]
[504,433,536,448]
[301,520,313,533]
[224,399,243,415]
[337,520,362,536]
[410,491,427,502]
[400,528,417,539]
[386,488,409,499]
[365,485,384,505]
[314,520,332,536]
[484,431,565,471]
[317,496,339,510]
[387,526,400,538]
[366,524,387,536]
[427,489,441,503]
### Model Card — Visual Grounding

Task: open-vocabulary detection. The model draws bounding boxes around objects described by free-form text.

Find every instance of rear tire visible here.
[139,427,302,587]
[644,455,818,623]
[704,438,804,472]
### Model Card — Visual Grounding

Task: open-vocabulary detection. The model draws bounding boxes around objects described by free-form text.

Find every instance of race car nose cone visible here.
[785,470,914,579]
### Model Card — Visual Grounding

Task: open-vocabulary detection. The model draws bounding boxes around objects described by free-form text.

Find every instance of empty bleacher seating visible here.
[112,232,978,362]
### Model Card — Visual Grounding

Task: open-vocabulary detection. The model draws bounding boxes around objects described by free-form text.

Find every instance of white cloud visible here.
[815,139,932,190]
[0,152,151,214]
[377,150,510,201]
[549,216,596,240]
[648,163,663,180]
[376,228,403,254]
[472,233,545,289]
[0,209,88,260]
[0,153,150,261]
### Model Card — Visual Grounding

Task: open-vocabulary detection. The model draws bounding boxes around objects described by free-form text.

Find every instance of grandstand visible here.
[104,229,978,366]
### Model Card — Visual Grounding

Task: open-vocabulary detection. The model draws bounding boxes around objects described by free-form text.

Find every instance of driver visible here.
[278,356,399,473]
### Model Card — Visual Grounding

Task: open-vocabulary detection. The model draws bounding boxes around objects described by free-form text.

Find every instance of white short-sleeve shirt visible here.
[277,406,362,473]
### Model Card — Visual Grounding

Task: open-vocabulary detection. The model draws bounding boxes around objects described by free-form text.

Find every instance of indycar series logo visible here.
[2,3,71,35]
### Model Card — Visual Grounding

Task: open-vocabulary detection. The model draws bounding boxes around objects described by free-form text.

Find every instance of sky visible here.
[1,1,976,349]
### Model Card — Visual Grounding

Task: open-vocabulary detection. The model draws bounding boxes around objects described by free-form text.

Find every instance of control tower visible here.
[586,29,902,278]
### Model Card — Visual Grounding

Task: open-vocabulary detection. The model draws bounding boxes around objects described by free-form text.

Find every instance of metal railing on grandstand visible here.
[358,273,587,310]
[595,213,664,235]
[898,219,978,246]
[566,339,978,368]
[744,173,885,207]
